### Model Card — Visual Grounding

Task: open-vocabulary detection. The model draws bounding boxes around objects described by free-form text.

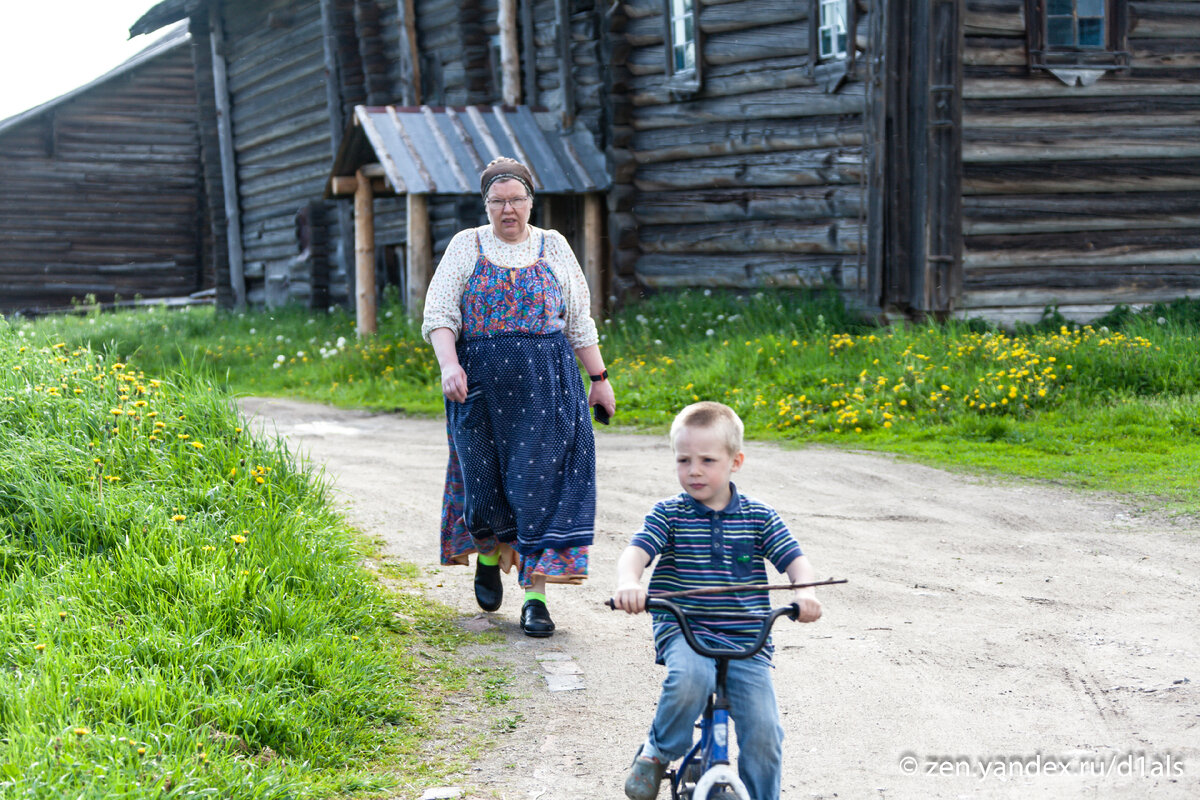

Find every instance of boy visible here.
[613,401,823,800]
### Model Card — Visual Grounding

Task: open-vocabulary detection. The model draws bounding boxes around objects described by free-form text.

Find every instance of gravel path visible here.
[241,397,1198,800]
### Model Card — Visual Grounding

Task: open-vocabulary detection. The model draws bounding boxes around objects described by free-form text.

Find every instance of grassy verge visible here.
[11,291,1200,516]
[0,321,507,799]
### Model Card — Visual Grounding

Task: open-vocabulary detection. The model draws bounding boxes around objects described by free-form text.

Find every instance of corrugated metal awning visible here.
[328,105,610,196]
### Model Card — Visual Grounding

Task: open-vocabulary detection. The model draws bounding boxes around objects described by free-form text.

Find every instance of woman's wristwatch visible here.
[589,369,609,382]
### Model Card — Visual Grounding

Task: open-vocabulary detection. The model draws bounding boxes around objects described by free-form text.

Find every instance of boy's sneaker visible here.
[624,752,667,800]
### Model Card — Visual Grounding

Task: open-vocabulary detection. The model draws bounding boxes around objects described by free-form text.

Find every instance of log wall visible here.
[611,0,869,292]
[960,0,1200,322]
[222,0,351,307]
[0,43,209,314]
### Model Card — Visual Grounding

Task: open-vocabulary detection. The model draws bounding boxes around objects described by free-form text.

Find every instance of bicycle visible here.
[610,595,807,800]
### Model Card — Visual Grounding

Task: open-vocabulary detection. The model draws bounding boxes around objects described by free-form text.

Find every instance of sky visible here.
[0,2,167,121]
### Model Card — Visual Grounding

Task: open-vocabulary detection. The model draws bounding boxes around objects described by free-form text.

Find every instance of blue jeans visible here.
[641,634,784,800]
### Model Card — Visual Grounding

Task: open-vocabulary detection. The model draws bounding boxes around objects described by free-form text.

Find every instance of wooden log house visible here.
[128,0,1200,324]
[0,25,212,315]
[130,0,612,320]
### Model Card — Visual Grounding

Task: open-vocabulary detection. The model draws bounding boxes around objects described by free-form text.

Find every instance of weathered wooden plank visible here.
[635,252,844,288]
[1130,3,1200,39]
[632,116,863,163]
[963,242,1200,269]
[638,219,862,254]
[632,85,866,130]
[963,127,1200,163]
[963,159,1200,194]
[630,55,814,106]
[964,192,1200,234]
[965,78,1200,99]
[699,0,805,35]
[632,187,864,224]
[705,21,807,65]
[634,148,864,190]
[962,282,1200,309]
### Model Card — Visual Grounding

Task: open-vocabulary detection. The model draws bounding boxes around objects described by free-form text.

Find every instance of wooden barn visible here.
[129,0,1200,324]
[0,25,213,315]
[607,0,1200,323]
[130,0,612,314]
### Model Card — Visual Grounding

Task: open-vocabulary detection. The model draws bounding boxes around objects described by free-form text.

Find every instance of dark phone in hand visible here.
[593,405,610,425]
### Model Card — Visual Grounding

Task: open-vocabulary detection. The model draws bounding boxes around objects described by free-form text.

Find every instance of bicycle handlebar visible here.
[607,596,800,660]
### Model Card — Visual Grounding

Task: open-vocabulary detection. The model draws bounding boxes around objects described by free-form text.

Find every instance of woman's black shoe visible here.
[520,599,555,637]
[474,560,503,612]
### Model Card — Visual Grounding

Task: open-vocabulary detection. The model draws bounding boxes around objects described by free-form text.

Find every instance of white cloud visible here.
[0,2,164,121]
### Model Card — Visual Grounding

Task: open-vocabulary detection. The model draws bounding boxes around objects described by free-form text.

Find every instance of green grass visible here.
[12,290,1200,518]
[0,322,509,799]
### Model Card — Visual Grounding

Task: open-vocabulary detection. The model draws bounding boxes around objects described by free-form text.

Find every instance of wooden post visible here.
[554,0,576,126]
[210,3,246,310]
[499,0,521,106]
[354,169,377,336]
[406,193,432,316]
[583,192,604,318]
[395,0,423,105]
[320,0,353,310]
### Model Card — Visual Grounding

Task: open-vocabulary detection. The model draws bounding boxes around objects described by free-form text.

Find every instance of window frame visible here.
[816,0,850,62]
[1026,0,1129,73]
[662,0,701,95]
[809,0,857,92]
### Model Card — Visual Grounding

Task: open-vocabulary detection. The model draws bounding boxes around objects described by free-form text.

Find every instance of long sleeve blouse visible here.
[420,224,599,349]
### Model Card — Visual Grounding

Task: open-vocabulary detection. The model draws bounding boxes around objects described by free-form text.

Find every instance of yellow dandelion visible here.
[255,476,265,485]
[59,611,67,620]
[137,747,146,756]
[171,514,186,522]
[231,534,247,545]
[177,434,189,440]
[73,727,90,736]
[201,545,215,553]
[35,643,45,652]
[190,442,204,449]
[105,475,120,482]
[241,570,250,576]
[110,409,123,416]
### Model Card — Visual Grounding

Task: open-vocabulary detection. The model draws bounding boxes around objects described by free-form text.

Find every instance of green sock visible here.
[477,552,500,566]
[524,591,547,605]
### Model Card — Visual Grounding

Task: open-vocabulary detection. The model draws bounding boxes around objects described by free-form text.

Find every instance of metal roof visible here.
[329,105,611,196]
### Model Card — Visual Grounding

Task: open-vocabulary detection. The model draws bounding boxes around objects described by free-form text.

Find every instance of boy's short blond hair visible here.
[669,401,744,456]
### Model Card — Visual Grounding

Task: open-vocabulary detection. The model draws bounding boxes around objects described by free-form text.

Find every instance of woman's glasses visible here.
[486,196,532,210]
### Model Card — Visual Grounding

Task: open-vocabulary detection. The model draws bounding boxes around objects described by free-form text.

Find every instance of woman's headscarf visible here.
[480,157,535,199]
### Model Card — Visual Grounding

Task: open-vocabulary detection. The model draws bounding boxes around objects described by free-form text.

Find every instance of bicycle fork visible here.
[670,660,752,800]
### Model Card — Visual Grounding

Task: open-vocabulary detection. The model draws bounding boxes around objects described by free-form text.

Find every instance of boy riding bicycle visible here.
[613,401,823,800]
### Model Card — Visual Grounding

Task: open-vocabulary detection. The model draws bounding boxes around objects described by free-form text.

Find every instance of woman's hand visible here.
[441,363,468,403]
[588,378,616,420]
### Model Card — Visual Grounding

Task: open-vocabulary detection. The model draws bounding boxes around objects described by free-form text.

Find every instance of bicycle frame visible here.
[649,598,800,800]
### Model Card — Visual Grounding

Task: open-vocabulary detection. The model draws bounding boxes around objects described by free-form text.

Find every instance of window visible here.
[818,0,849,62]
[810,0,856,92]
[1026,0,1128,84]
[1046,0,1105,48]
[664,0,700,93]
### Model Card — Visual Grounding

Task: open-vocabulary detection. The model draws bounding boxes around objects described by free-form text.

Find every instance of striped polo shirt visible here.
[631,483,802,666]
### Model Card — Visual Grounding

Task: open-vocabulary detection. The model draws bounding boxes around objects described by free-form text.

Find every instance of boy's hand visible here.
[613,584,648,614]
[793,594,822,623]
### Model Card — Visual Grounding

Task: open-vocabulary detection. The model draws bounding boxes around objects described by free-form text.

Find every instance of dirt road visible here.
[241,397,1198,800]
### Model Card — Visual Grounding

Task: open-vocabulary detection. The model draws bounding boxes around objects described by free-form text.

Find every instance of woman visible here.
[422,157,616,637]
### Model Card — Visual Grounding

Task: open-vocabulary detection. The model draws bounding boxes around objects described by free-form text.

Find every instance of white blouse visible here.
[420,224,599,349]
